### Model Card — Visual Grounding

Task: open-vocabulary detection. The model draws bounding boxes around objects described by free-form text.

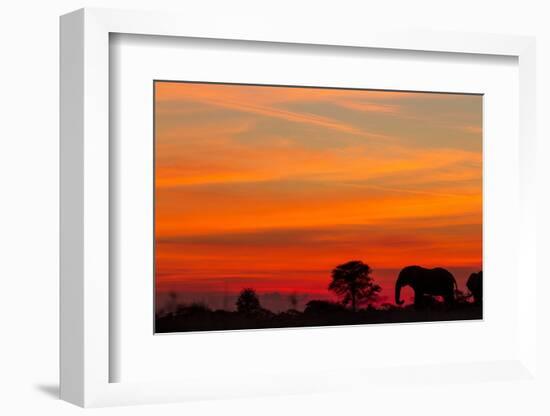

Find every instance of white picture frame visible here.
[60,7,538,408]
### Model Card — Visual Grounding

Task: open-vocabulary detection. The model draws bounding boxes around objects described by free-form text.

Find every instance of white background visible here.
[1,0,549,415]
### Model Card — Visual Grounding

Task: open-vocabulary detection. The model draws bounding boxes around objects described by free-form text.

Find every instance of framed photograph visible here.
[153,81,483,334]
[60,8,538,408]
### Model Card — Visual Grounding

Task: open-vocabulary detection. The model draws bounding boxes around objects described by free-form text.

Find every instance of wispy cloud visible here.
[337,100,399,114]
[156,82,403,139]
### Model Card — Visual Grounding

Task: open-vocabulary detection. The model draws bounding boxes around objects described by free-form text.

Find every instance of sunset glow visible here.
[154,81,482,313]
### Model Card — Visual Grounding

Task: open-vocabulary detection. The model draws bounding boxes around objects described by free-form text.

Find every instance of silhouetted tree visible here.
[329,261,381,312]
[236,288,261,315]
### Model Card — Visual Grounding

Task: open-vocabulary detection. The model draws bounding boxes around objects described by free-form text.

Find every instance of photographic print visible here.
[154,81,482,333]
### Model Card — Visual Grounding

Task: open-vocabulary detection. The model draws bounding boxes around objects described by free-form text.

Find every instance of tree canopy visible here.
[329,260,381,312]
[236,288,261,315]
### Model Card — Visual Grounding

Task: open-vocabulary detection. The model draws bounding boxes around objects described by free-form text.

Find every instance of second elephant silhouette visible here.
[466,271,482,305]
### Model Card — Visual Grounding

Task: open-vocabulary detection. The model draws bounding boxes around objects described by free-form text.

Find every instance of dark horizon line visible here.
[153,79,484,97]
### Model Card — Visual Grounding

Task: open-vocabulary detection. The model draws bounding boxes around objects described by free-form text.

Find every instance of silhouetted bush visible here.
[304,300,347,315]
[174,302,211,316]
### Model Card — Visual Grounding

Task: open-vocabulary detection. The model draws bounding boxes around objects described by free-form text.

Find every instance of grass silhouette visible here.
[156,301,482,333]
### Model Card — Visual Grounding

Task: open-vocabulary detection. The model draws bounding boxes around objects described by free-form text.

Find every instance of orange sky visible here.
[155,81,482,311]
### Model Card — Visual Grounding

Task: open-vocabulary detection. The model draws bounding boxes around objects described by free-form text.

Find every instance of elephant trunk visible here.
[395,280,404,305]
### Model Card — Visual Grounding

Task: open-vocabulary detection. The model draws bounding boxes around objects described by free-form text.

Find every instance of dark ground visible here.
[155,302,482,333]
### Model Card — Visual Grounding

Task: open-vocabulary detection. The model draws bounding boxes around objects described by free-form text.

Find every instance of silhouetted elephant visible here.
[395,265,457,308]
[466,271,482,305]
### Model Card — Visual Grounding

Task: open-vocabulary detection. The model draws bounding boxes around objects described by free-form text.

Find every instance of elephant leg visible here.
[414,292,423,309]
[444,294,454,307]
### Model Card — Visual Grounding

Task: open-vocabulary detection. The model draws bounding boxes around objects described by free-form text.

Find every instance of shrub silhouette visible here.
[179,302,210,315]
[329,260,381,312]
[236,288,261,315]
[304,300,347,315]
